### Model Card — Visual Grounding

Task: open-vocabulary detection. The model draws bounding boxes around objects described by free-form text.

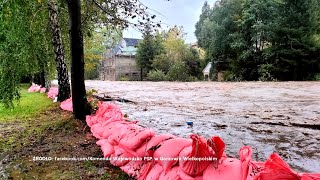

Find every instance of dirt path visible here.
[86,81,320,173]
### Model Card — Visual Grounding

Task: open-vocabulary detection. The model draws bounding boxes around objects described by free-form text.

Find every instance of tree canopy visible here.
[195,0,320,81]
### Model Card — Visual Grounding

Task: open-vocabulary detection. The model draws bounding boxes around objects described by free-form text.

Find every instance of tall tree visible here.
[48,0,71,101]
[136,26,164,80]
[67,0,88,120]
[66,0,163,119]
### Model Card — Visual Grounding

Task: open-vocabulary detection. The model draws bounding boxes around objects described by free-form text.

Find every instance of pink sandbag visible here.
[159,166,181,180]
[28,83,41,92]
[208,136,227,161]
[203,158,242,180]
[91,121,128,140]
[85,115,94,127]
[110,146,135,167]
[47,87,58,99]
[179,134,214,177]
[239,146,264,180]
[300,173,320,180]
[138,161,157,180]
[178,167,203,180]
[121,160,145,178]
[87,103,124,127]
[257,153,301,180]
[154,138,192,172]
[108,124,145,146]
[60,98,73,112]
[40,87,46,93]
[119,124,155,150]
[101,121,132,140]
[96,139,114,158]
[99,103,123,122]
[144,163,163,180]
[136,134,176,157]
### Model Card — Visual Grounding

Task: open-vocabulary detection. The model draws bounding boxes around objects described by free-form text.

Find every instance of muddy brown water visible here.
[85,81,320,173]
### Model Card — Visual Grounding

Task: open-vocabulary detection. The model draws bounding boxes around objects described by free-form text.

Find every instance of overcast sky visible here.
[123,0,216,43]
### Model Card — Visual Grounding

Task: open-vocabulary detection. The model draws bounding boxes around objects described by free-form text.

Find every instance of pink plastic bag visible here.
[90,123,105,139]
[203,158,242,180]
[138,161,157,180]
[110,146,134,167]
[179,134,214,177]
[91,121,128,140]
[178,167,203,180]
[85,115,94,127]
[136,134,176,157]
[159,166,181,180]
[96,139,114,158]
[144,163,163,180]
[60,98,73,112]
[119,124,155,150]
[47,87,58,99]
[154,138,192,172]
[40,87,46,93]
[87,103,124,127]
[257,153,301,180]
[208,136,227,161]
[239,146,264,180]
[300,173,320,180]
[28,83,41,92]
[121,160,145,178]
[101,121,132,140]
[99,103,123,122]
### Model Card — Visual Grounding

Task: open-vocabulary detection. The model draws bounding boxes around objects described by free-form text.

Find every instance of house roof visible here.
[203,62,212,74]
[123,38,140,47]
[106,38,141,58]
[116,46,137,56]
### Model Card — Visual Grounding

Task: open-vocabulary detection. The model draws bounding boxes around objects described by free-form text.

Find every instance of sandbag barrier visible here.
[27,84,320,180]
[27,83,59,100]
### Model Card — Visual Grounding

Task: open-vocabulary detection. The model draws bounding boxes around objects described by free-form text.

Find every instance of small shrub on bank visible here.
[147,69,167,81]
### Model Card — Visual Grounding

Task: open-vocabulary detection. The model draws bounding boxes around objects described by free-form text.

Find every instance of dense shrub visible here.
[147,69,167,81]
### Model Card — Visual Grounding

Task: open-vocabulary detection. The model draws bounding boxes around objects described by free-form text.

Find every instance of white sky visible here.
[123,0,216,43]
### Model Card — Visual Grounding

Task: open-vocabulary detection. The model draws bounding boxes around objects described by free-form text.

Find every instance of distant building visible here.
[100,38,141,81]
[203,62,212,81]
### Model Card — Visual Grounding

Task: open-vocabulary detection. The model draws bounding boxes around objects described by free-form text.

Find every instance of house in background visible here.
[203,62,212,81]
[100,38,141,81]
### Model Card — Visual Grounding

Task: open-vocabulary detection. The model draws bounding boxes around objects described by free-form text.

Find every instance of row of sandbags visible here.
[27,83,58,99]
[28,83,44,93]
[85,102,320,180]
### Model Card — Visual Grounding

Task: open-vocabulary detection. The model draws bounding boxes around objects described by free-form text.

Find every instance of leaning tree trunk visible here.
[48,0,71,101]
[67,0,89,120]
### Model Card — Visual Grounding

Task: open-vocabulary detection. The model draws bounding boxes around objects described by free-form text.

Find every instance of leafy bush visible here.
[258,64,276,81]
[147,69,167,81]
[224,71,243,82]
[313,73,320,81]
[167,62,194,81]
[119,76,129,81]
[152,54,172,74]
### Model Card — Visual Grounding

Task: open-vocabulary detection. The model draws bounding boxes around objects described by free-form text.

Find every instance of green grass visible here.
[0,86,53,121]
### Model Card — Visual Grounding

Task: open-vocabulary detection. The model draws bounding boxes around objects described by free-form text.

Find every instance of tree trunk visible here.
[48,0,71,101]
[140,67,143,81]
[67,0,89,120]
[40,70,46,87]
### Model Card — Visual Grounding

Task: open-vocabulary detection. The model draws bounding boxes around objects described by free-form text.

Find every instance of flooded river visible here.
[86,81,320,173]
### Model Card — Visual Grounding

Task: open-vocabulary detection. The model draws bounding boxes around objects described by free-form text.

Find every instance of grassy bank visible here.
[0,86,53,121]
[0,87,132,180]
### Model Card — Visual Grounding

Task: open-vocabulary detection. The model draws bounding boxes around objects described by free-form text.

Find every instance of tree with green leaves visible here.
[0,0,166,120]
[195,0,320,81]
[136,27,165,80]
